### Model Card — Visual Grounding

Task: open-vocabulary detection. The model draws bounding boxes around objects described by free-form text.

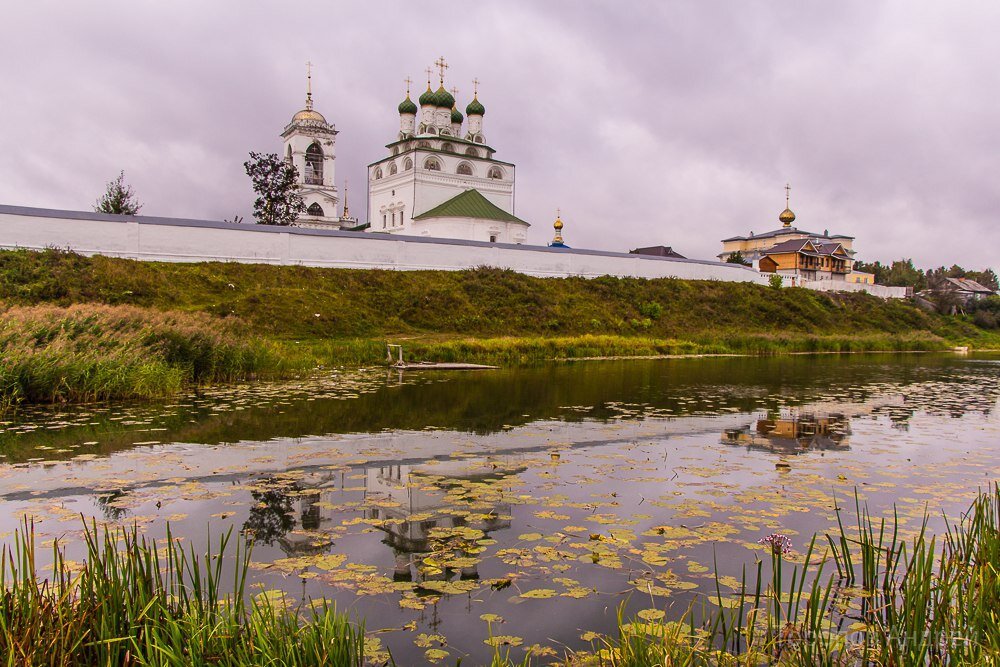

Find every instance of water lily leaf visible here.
[519,588,557,599]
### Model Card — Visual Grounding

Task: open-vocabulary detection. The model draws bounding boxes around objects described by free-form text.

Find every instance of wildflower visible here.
[758,533,792,556]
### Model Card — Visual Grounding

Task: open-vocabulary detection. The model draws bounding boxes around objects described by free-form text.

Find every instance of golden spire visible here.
[342,180,350,218]
[779,182,796,227]
[552,208,564,245]
[305,60,314,110]
[434,56,449,85]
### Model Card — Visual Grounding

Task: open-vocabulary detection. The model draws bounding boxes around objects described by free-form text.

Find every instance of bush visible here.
[973,310,998,329]
[768,274,783,290]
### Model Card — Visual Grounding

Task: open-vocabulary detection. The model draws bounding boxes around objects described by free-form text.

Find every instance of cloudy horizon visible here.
[2,1,997,272]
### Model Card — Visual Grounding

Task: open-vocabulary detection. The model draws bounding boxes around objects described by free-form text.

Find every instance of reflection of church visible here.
[365,457,521,581]
[723,413,850,454]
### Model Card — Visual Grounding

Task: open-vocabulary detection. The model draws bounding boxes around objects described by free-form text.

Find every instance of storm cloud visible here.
[1,1,997,270]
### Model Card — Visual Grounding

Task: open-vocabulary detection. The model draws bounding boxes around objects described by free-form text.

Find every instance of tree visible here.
[94,171,142,215]
[244,152,304,226]
[884,259,926,291]
[852,260,889,285]
[726,251,751,266]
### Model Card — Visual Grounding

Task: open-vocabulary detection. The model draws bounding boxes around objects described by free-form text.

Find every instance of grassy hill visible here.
[2,249,997,407]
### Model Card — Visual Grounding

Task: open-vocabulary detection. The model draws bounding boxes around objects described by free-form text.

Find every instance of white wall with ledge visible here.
[0,204,792,287]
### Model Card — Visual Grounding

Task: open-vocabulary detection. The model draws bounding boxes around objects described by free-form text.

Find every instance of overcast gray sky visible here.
[2,1,997,271]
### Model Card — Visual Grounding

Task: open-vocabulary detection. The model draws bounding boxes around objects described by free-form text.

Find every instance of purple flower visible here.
[758,533,793,556]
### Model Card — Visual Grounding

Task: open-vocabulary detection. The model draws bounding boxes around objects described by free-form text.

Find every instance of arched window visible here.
[417,140,431,149]
[403,157,413,170]
[424,157,441,171]
[389,163,398,175]
[440,129,451,137]
[456,162,473,176]
[374,167,383,179]
[487,166,503,180]
[465,147,479,157]
[305,143,324,185]
[441,142,455,153]
[391,147,399,156]
[426,127,437,135]
[307,202,324,217]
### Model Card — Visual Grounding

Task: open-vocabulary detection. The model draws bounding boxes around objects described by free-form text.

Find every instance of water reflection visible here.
[723,413,851,454]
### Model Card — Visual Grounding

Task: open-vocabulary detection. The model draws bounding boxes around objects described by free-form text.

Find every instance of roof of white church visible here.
[412,189,529,226]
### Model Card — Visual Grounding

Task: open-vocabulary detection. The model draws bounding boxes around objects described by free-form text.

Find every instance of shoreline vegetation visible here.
[2,248,999,409]
[3,487,997,665]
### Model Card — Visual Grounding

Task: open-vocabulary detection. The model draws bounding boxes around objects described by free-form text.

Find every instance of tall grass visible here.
[0,304,307,411]
[493,486,1000,665]
[0,519,365,666]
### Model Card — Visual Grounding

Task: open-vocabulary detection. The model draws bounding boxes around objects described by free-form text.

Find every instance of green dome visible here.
[398,94,418,115]
[466,96,485,116]
[418,86,436,106]
[435,86,454,108]
[451,106,464,123]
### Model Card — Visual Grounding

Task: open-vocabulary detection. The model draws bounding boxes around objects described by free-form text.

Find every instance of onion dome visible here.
[292,108,328,124]
[553,216,563,231]
[779,207,796,226]
[418,85,436,106]
[451,106,464,123]
[435,86,454,108]
[466,95,485,116]
[398,94,418,115]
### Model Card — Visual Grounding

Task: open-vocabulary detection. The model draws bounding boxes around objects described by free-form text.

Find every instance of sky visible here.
[1,1,997,271]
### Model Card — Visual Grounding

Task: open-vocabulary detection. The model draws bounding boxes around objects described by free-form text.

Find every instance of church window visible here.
[487,166,503,180]
[374,167,383,179]
[305,143,324,185]
[440,129,451,136]
[382,214,387,228]
[427,127,437,135]
[424,158,441,171]
[307,202,324,217]
[441,142,455,153]
[465,147,479,157]
[489,234,497,243]
[403,158,413,170]
[456,162,473,176]
[389,163,398,175]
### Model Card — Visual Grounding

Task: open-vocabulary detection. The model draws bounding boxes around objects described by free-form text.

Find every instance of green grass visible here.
[0,303,306,411]
[2,249,999,408]
[0,520,365,666]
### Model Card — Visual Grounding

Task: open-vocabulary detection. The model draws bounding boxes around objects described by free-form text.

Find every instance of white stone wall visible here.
[0,206,768,284]
[799,279,909,299]
[408,216,527,244]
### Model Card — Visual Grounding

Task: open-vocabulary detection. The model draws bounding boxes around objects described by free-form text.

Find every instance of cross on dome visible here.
[305,60,314,110]
[434,56,449,85]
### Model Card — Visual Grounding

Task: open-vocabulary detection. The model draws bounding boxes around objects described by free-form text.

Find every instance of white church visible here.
[283,59,529,243]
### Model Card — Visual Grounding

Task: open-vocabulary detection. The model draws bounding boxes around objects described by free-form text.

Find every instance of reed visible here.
[0,518,365,666]
[0,303,308,411]
[492,485,1000,665]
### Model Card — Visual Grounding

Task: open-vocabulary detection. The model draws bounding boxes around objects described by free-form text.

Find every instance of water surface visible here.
[1,353,997,664]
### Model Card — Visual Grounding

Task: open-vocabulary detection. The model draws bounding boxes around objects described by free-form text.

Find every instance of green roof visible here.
[412,189,529,225]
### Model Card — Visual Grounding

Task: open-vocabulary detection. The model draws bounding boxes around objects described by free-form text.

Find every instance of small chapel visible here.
[365,58,529,243]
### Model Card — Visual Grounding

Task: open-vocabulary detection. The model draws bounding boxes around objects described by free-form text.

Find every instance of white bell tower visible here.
[281,62,340,229]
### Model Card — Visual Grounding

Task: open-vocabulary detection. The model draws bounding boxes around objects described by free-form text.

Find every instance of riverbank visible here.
[2,248,998,408]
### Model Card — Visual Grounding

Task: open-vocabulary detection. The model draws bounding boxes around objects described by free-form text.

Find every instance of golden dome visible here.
[292,108,328,123]
[779,207,796,226]
[553,216,564,230]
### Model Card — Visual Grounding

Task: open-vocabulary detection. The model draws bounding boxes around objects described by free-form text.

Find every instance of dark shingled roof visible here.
[943,277,995,294]
[412,189,529,225]
[721,227,854,243]
[764,238,849,258]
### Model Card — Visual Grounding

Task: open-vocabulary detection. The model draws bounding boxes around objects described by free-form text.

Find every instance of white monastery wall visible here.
[0,205,768,284]
[799,279,909,299]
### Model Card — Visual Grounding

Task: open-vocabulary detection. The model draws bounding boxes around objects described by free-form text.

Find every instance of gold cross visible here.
[305,61,314,107]
[424,67,433,87]
[404,76,412,95]
[785,183,791,206]
[434,56,449,84]
[450,86,459,101]
[472,77,480,96]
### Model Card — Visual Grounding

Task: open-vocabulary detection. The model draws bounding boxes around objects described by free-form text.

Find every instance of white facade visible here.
[367,77,526,243]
